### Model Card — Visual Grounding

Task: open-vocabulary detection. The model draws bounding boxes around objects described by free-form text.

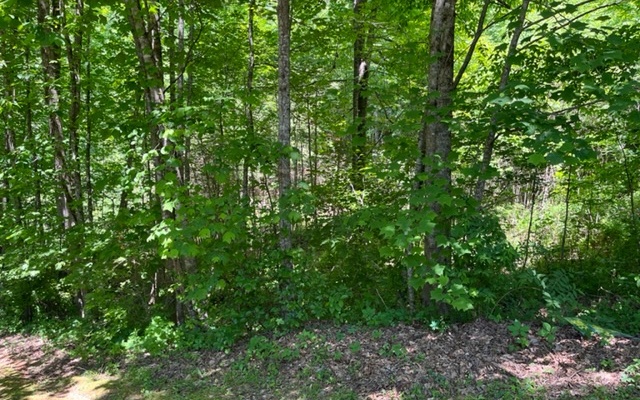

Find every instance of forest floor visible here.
[1,319,639,399]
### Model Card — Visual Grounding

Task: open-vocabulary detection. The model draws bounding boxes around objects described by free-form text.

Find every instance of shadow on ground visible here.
[0,367,35,400]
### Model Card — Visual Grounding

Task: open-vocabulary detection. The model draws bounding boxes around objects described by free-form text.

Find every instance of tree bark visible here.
[38,0,78,230]
[243,0,256,201]
[351,0,369,190]
[1,31,22,224]
[416,0,456,307]
[560,164,572,260]
[25,48,42,227]
[63,0,85,226]
[277,0,292,268]
[85,30,93,223]
[125,0,186,324]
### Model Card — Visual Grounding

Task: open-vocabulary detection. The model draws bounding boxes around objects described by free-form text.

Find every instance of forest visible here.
[0,0,639,397]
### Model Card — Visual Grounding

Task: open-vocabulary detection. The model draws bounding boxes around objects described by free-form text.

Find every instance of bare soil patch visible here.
[0,334,110,400]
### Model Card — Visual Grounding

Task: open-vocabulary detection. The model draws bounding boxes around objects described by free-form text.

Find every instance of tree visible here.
[351,0,370,190]
[416,0,456,306]
[277,0,292,270]
[474,0,531,204]
[38,0,79,230]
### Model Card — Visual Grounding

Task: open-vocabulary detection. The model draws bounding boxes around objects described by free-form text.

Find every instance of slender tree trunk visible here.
[177,0,190,187]
[125,0,186,324]
[474,0,530,204]
[63,0,88,317]
[416,0,456,307]
[85,30,93,223]
[25,48,42,228]
[560,164,572,260]
[243,0,256,201]
[63,0,85,226]
[522,173,537,269]
[1,33,22,223]
[617,136,638,255]
[277,0,292,269]
[351,0,369,190]
[38,0,77,230]
[185,8,194,185]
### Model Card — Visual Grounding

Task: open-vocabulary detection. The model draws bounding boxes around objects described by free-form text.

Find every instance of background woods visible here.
[0,0,639,355]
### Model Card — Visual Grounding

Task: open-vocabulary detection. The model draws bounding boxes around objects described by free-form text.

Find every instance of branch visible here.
[454,0,491,89]
[453,3,518,88]
[520,1,624,52]
[163,10,205,96]
[523,0,598,30]
[546,99,603,117]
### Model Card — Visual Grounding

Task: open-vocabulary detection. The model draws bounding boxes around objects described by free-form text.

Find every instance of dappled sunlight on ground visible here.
[2,321,640,399]
[0,334,113,400]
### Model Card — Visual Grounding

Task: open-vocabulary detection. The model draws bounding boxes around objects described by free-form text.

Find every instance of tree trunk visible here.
[38,0,78,230]
[25,48,42,228]
[1,32,22,224]
[125,0,186,324]
[617,136,638,257]
[277,0,292,269]
[243,0,256,201]
[416,0,456,307]
[85,30,93,223]
[63,0,85,226]
[351,0,369,190]
[474,0,530,204]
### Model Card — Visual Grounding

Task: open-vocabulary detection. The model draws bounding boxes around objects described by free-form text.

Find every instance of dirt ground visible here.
[0,334,111,400]
[1,319,639,399]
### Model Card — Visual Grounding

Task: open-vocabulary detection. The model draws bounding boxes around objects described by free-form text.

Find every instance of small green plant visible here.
[140,316,179,355]
[600,358,614,371]
[429,318,446,332]
[349,340,362,353]
[246,335,277,360]
[371,329,383,340]
[537,322,557,344]
[508,319,530,349]
[622,359,640,385]
[391,343,407,358]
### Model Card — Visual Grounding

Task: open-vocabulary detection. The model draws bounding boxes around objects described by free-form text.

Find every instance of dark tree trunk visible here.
[351,0,369,190]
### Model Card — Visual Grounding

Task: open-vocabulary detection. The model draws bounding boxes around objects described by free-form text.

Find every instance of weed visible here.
[622,359,640,385]
[508,320,530,349]
[537,322,557,344]
[348,340,361,353]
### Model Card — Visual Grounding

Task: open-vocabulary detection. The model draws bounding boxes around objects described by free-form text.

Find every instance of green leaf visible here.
[380,225,395,238]
[528,153,546,166]
[222,231,235,244]
[451,298,473,311]
[288,210,302,222]
[167,248,179,259]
